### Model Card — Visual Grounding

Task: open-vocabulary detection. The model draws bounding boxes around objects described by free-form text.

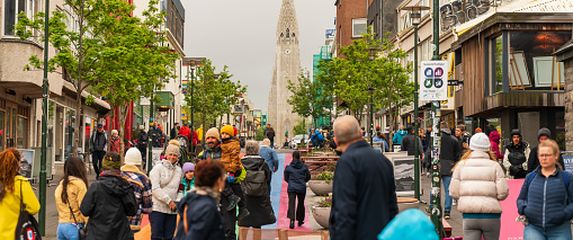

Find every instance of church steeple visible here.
[268,0,301,139]
[277,0,299,44]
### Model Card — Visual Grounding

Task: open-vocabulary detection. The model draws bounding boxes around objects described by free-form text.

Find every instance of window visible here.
[4,0,37,36]
[492,35,503,94]
[352,18,367,38]
[509,31,570,88]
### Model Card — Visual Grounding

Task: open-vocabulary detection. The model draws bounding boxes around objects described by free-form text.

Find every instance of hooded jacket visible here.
[239,155,276,227]
[489,130,502,160]
[80,174,137,240]
[174,189,225,240]
[284,159,311,193]
[0,176,40,240]
[449,151,509,214]
[503,131,530,178]
[392,130,407,145]
[150,160,182,214]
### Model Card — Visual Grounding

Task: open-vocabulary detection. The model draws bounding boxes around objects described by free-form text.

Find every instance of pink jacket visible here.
[489,130,502,160]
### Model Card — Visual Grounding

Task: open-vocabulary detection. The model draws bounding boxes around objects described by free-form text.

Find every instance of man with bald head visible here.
[329,115,398,240]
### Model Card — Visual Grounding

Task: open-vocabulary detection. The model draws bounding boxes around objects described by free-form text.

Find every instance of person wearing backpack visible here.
[0,149,40,240]
[503,129,530,179]
[517,139,573,239]
[238,141,276,232]
[284,151,311,229]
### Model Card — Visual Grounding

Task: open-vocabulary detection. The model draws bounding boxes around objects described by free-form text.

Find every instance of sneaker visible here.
[226,195,241,211]
[452,199,457,206]
[444,211,450,220]
[238,208,250,220]
[289,220,295,229]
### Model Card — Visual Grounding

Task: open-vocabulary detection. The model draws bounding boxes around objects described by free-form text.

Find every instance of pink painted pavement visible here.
[277,154,312,231]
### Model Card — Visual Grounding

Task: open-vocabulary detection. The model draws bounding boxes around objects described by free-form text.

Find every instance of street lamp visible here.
[39,0,51,233]
[401,4,430,202]
[368,45,378,147]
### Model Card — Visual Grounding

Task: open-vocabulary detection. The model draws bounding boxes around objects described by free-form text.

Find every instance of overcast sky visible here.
[182,0,336,111]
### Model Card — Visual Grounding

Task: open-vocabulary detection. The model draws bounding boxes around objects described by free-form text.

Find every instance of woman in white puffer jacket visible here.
[449,132,509,240]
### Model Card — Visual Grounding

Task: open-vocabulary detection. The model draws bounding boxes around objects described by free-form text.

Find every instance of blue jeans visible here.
[150,211,177,240]
[442,176,452,212]
[524,222,572,240]
[57,223,79,240]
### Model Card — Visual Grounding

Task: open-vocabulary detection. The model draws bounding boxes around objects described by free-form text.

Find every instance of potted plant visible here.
[308,171,334,196]
[312,196,332,229]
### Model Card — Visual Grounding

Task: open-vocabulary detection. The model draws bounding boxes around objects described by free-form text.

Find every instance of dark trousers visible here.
[270,138,274,149]
[92,150,106,176]
[221,182,244,240]
[287,192,306,222]
[150,211,177,240]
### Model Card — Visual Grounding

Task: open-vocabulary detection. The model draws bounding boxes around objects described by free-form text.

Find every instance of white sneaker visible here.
[452,199,457,206]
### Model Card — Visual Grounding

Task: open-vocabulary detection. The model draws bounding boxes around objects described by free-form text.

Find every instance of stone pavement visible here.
[37,151,465,239]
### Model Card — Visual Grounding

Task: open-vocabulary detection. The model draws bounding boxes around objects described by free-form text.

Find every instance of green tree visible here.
[187,59,246,139]
[287,70,329,127]
[17,0,178,154]
[316,31,413,125]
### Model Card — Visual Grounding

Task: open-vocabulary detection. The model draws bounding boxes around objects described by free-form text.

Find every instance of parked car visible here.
[289,134,309,149]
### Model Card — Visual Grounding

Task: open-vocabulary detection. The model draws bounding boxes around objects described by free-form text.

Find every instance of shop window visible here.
[492,35,503,94]
[65,109,76,160]
[17,116,27,148]
[509,31,570,88]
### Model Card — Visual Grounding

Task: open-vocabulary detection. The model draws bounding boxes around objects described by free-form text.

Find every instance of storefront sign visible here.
[440,0,493,32]
[562,151,573,173]
[420,61,449,101]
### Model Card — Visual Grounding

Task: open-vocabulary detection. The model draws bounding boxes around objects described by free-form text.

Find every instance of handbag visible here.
[15,180,42,240]
[67,197,87,239]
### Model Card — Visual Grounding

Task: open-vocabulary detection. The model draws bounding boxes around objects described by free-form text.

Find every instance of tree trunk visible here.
[73,84,83,157]
[117,104,129,158]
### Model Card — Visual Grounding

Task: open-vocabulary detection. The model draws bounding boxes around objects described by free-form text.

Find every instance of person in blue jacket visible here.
[517,139,573,239]
[392,127,407,148]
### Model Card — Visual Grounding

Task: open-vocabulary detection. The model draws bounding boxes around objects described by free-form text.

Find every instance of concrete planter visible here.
[312,206,331,229]
[308,180,333,196]
[397,197,420,212]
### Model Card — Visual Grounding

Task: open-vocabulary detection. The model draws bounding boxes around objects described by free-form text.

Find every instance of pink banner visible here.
[499,179,525,240]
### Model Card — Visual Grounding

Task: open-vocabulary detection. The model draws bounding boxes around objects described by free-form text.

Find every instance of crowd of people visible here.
[2,114,573,240]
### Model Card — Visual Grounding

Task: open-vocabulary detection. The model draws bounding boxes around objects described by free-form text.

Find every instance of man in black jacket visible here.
[265,124,276,148]
[90,123,107,176]
[438,122,461,219]
[527,128,565,172]
[329,115,398,240]
[401,126,423,157]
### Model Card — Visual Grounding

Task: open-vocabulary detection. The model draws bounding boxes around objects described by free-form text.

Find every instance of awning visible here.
[156,91,174,111]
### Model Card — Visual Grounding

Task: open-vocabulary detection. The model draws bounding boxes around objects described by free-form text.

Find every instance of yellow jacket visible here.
[55,176,88,224]
[0,176,40,240]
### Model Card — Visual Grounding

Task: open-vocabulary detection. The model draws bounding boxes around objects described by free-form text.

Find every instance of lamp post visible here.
[39,0,51,233]
[190,66,195,154]
[401,4,429,202]
[368,46,378,147]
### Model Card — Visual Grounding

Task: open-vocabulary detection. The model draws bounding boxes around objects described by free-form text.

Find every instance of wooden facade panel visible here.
[462,37,486,116]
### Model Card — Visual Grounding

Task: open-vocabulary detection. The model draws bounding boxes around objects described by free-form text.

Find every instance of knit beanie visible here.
[102,152,122,170]
[537,128,552,139]
[221,125,234,137]
[205,127,221,141]
[124,147,142,166]
[165,143,181,157]
[182,162,195,173]
[168,139,181,147]
[469,133,491,152]
[511,129,521,137]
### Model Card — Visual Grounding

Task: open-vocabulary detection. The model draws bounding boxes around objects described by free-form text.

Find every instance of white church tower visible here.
[268,0,301,140]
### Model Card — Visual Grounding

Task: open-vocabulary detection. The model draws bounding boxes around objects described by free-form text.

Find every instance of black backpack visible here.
[15,180,42,240]
[241,158,268,197]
